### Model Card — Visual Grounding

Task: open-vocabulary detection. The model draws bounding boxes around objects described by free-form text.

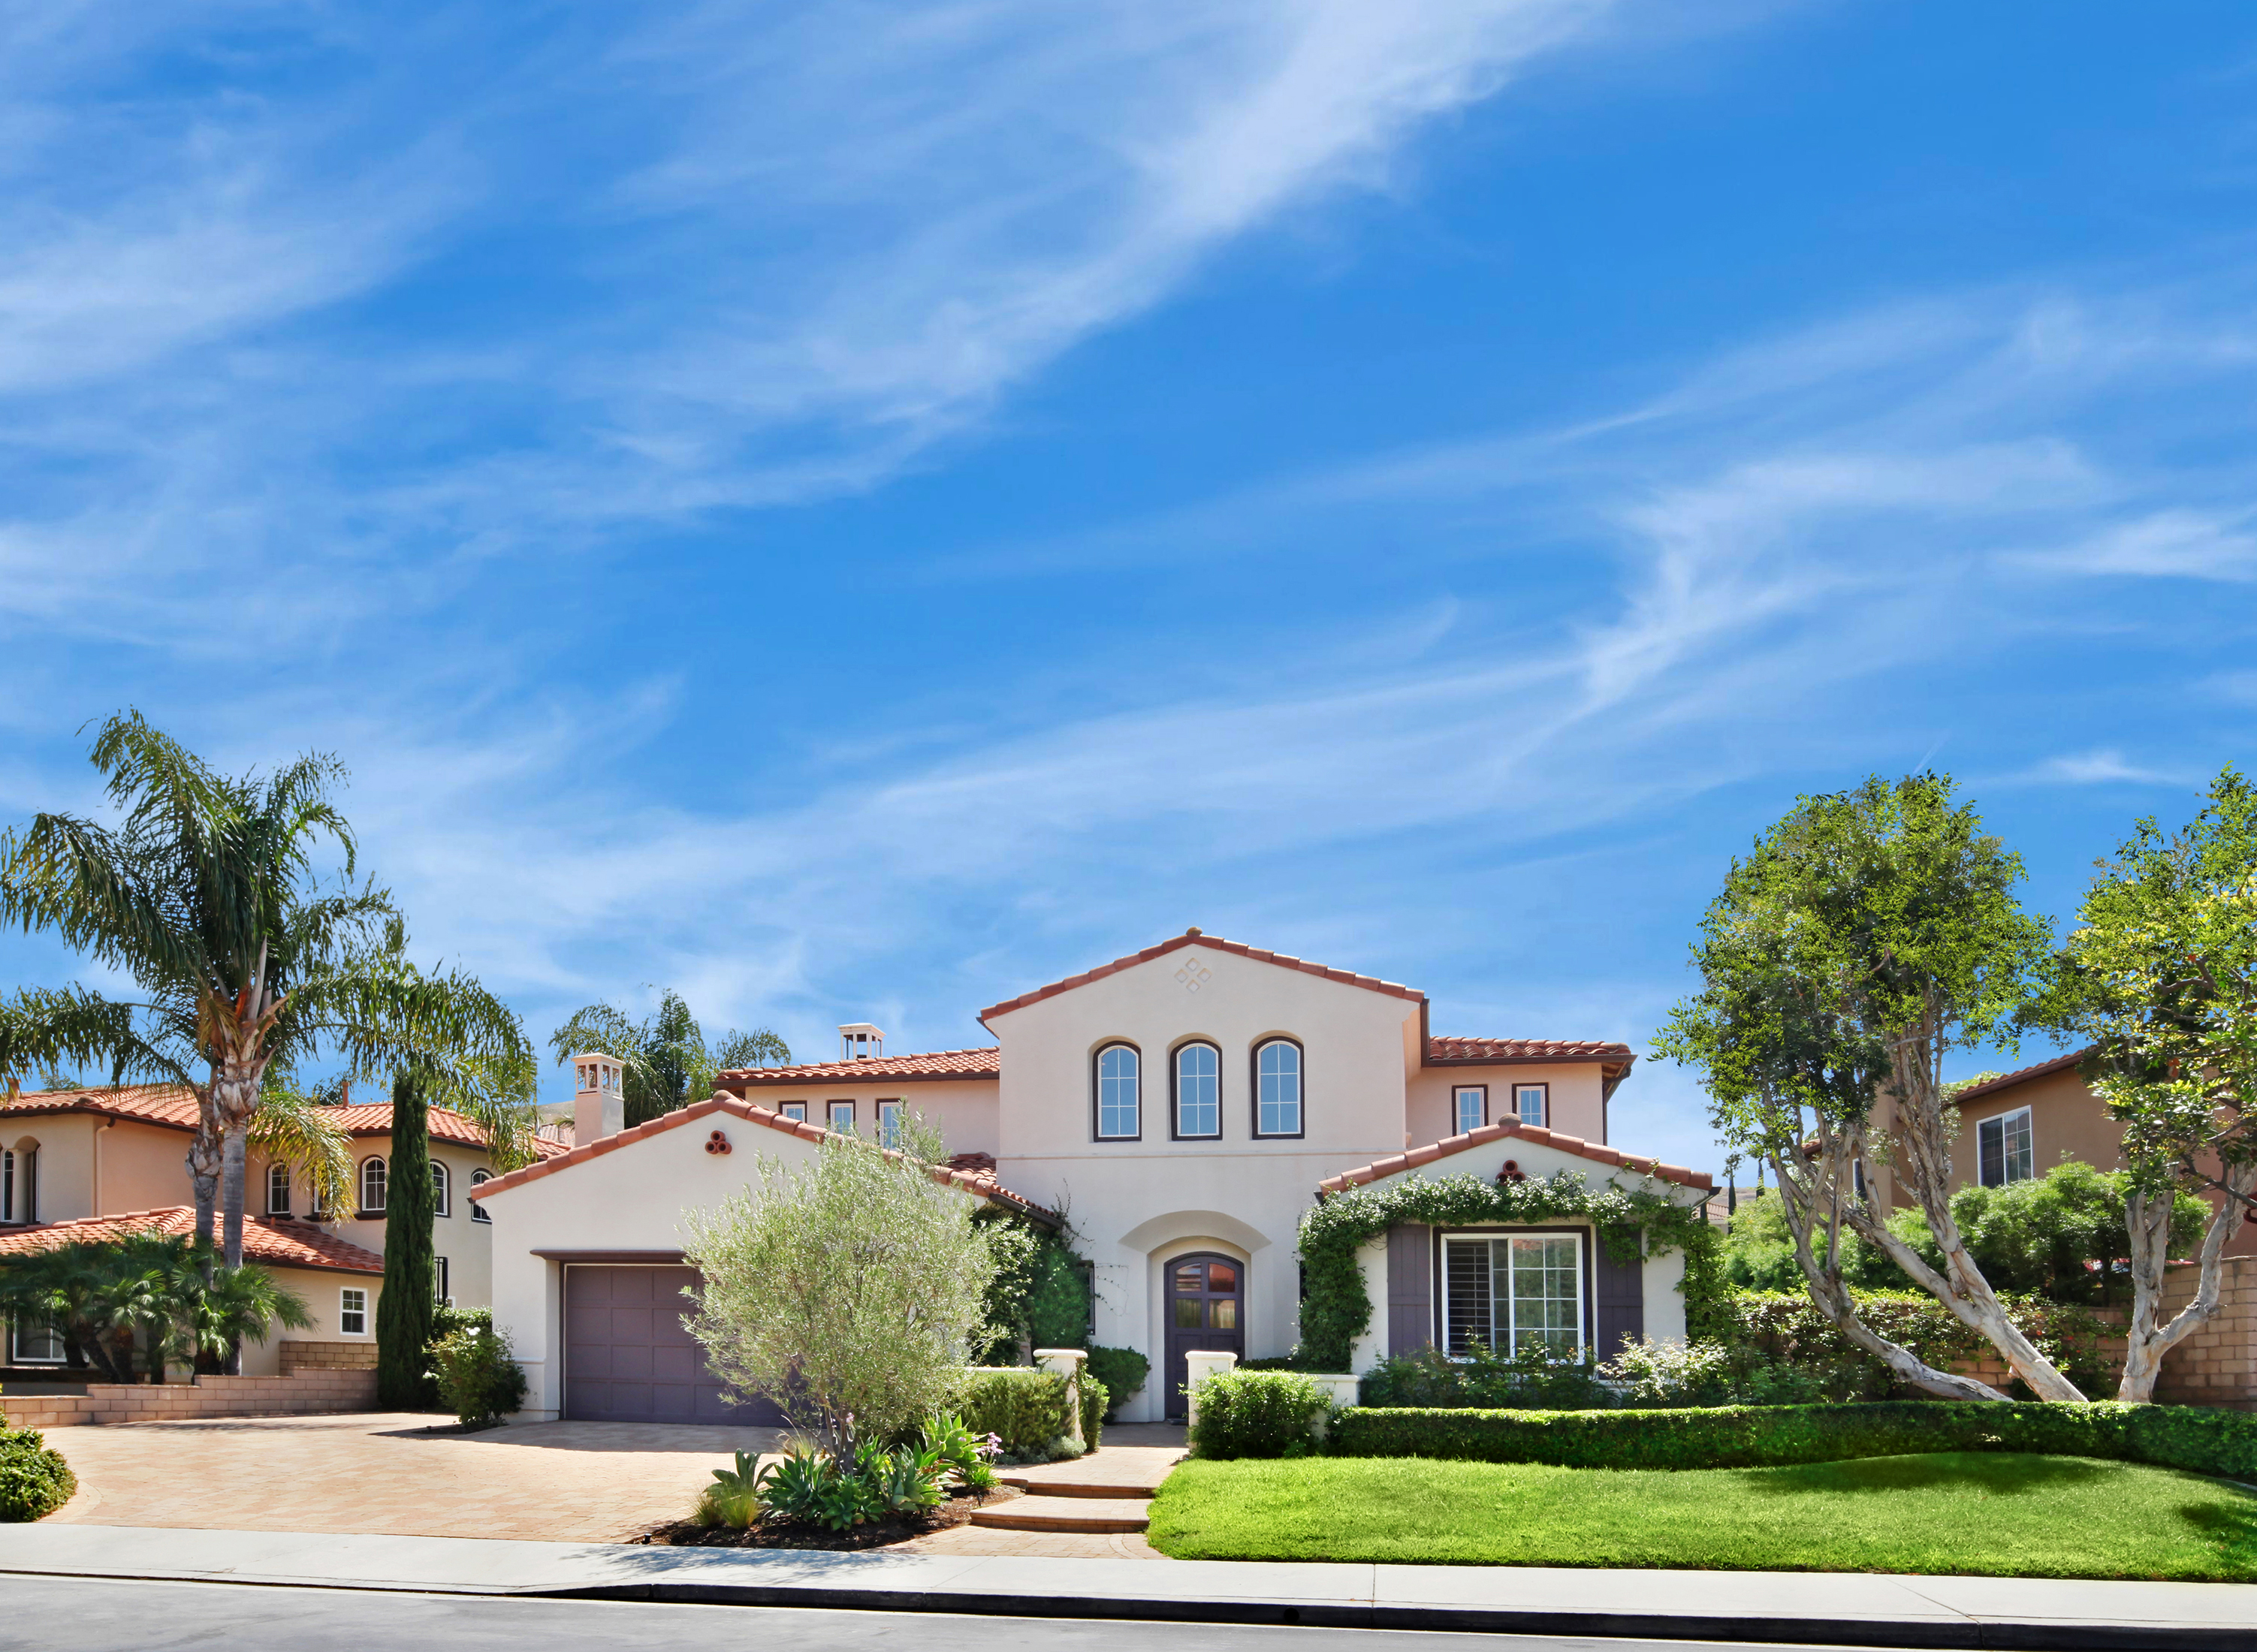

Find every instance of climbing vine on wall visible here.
[1293,1168,1724,1370]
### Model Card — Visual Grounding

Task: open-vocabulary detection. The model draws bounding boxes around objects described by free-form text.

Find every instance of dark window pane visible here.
[1207,1262,1237,1293]
[1173,1298,1202,1328]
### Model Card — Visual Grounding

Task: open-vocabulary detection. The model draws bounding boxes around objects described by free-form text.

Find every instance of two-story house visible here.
[0,1082,560,1374]
[469,930,1712,1423]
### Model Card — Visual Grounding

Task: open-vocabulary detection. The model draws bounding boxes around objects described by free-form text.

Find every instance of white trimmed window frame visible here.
[1453,1085,1488,1136]
[1978,1105,2035,1186]
[469,1168,493,1223]
[431,1159,451,1218]
[339,1287,370,1336]
[1441,1230,1585,1360]
[1511,1083,1549,1128]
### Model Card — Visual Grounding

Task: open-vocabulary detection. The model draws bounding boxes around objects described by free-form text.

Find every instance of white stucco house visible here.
[469,930,1712,1423]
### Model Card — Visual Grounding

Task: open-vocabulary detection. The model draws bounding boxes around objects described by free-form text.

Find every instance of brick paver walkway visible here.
[44,1412,784,1542]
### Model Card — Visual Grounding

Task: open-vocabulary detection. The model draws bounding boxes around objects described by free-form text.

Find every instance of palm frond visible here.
[250,1075,358,1220]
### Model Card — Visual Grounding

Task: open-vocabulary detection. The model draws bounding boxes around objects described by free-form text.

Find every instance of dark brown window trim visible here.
[1430,1222,1596,1356]
[1169,1039,1224,1141]
[1510,1081,1550,1126]
[1091,1041,1143,1142]
[1450,1082,1489,1135]
[1248,1036,1307,1140]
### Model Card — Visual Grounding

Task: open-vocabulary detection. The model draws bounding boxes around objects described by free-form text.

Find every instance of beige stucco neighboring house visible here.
[0,1081,564,1373]
[471,928,1711,1424]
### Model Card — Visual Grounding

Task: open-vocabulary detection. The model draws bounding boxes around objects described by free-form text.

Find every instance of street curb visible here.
[540,1577,2257,1651]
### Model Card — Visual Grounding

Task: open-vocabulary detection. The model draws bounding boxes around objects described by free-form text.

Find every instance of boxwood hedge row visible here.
[1327,1401,2256,1479]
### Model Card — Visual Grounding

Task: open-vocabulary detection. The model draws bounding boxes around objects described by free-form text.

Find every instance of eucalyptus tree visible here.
[2055,766,2257,1400]
[549,990,789,1126]
[0,711,528,1271]
[1657,773,2084,1401]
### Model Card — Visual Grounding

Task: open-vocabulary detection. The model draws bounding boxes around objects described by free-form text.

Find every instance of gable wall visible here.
[1407,1062,1610,1147]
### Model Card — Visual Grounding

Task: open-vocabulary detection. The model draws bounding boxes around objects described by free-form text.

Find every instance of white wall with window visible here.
[339,1286,370,1335]
[1442,1231,1584,1358]
[1978,1106,2034,1186]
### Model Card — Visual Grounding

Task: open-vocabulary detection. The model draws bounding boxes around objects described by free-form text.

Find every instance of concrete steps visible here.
[970,1494,1154,1534]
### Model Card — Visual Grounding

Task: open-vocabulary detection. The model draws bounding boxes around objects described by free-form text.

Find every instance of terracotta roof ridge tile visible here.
[1317,1118,1711,1195]
[978,930,1424,1023]
[1947,1047,2091,1105]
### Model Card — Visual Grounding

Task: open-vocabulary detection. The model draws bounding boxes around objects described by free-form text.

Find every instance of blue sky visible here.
[4,2,2255,1176]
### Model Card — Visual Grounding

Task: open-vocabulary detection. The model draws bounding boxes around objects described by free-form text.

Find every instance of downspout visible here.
[94,1118,114,1216]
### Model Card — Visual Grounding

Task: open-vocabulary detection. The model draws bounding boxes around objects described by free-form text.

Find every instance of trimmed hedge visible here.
[1190,1369,1333,1460]
[0,1427,77,1522]
[960,1368,1073,1451]
[1080,1376,1109,1453]
[1326,1401,2257,1479]
[1086,1346,1148,1416]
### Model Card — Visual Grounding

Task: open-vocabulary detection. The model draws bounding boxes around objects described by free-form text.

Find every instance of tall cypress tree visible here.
[376,1065,437,1409]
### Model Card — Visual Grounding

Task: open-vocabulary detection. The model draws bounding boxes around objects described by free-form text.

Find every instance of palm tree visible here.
[0,711,529,1274]
[549,990,790,1127]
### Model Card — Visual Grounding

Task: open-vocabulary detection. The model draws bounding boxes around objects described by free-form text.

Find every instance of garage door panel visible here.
[564,1265,782,1425]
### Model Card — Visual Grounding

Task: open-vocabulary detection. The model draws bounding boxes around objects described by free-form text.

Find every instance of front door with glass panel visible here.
[1164,1254,1242,1417]
[1442,1233,1583,1358]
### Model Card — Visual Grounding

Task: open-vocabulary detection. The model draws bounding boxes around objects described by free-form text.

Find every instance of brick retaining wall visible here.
[279,1340,379,1373]
[1943,1259,2254,1406]
[2,1367,378,1429]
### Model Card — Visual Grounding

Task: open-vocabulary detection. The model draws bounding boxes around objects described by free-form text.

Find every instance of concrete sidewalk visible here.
[0,1524,2249,1649]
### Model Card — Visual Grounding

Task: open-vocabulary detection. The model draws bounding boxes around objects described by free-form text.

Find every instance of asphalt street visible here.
[0,1576,1848,1652]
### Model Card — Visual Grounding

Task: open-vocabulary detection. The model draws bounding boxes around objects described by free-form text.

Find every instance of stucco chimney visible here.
[838,1023,885,1062]
[572,1051,625,1142]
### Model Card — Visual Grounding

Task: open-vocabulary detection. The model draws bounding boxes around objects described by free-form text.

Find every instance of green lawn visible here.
[1145,1453,2257,1580]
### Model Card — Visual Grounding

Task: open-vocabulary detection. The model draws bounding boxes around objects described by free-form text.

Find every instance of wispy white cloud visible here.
[2007,749,2194,788]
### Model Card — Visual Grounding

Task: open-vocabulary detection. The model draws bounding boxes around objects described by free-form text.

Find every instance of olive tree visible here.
[1658,773,2085,1400]
[2055,766,2257,1400]
[681,1118,1011,1462]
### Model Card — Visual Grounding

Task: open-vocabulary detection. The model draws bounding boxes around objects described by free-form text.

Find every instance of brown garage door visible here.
[563,1265,783,1424]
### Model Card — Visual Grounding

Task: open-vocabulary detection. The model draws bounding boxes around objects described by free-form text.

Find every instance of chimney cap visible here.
[837,1022,885,1037]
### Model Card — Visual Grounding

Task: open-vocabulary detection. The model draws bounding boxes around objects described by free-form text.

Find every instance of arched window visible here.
[469,1168,493,1224]
[1,1147,35,1225]
[1,1148,14,1225]
[431,1159,451,1217]
[1254,1039,1302,1138]
[1094,1045,1140,1140]
[266,1163,292,1216]
[1172,1042,1221,1140]
[359,1156,388,1215]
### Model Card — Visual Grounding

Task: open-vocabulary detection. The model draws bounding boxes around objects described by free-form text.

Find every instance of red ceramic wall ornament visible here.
[705,1129,732,1155]
[1497,1159,1525,1185]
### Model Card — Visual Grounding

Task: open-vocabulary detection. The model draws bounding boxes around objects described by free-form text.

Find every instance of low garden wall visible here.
[2,1367,378,1430]
[279,1340,379,1374]
[1939,1262,2255,1408]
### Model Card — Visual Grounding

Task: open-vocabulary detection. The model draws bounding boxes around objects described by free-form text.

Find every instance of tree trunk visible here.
[220,1126,249,1271]
[376,1067,439,1411]
[1877,1030,2087,1401]
[1772,1144,2005,1400]
[2118,1164,2255,1403]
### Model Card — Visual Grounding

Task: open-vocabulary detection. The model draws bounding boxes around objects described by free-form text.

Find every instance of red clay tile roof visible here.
[978,929,1425,1024]
[1427,1036,1637,1066]
[0,1085,563,1160]
[1948,1048,2091,1105]
[717,1048,1000,1086]
[465,1093,1059,1224]
[0,1084,202,1131]
[0,1207,386,1274]
[1317,1118,1712,1196]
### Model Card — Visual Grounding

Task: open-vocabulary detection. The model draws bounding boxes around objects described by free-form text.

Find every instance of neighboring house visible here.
[0,1082,563,1373]
[0,1207,384,1370]
[471,929,1710,1423]
[1942,1050,2257,1259]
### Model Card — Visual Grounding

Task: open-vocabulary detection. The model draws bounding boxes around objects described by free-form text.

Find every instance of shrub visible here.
[959,1367,1072,1451]
[1722,1291,2114,1399]
[696,1449,765,1528]
[1359,1342,1611,1411]
[1326,1401,2257,1479]
[1189,1369,1332,1460]
[0,1426,76,1522]
[740,1439,952,1530]
[1597,1339,1736,1407]
[1079,1375,1109,1453]
[428,1323,528,1427]
[1086,1345,1149,1415]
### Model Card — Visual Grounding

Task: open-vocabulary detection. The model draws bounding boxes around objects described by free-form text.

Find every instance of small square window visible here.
[1978,1107,2034,1186]
[877,1100,904,1148]
[779,1102,807,1123]
[1513,1084,1549,1128]
[339,1288,368,1336]
[827,1100,855,1135]
[1453,1087,1487,1135]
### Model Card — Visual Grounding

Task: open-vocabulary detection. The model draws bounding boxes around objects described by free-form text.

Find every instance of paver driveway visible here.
[44,1412,785,1542]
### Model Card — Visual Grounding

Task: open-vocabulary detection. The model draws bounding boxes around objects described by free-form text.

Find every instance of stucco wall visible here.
[1951,1067,2126,1188]
[726,1078,1000,1159]
[1406,1062,1610,1149]
[237,1263,383,1376]
[989,945,1422,1420]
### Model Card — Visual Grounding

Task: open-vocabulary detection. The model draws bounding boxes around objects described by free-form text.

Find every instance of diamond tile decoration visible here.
[1175,955,1212,993]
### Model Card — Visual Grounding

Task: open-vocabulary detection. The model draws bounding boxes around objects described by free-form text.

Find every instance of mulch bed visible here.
[632,1482,1024,1551]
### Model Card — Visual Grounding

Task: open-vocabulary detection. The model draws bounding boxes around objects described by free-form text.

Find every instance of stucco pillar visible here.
[1182,1348,1237,1428]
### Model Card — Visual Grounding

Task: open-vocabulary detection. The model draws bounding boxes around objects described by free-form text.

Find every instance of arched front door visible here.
[1164,1253,1243,1418]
